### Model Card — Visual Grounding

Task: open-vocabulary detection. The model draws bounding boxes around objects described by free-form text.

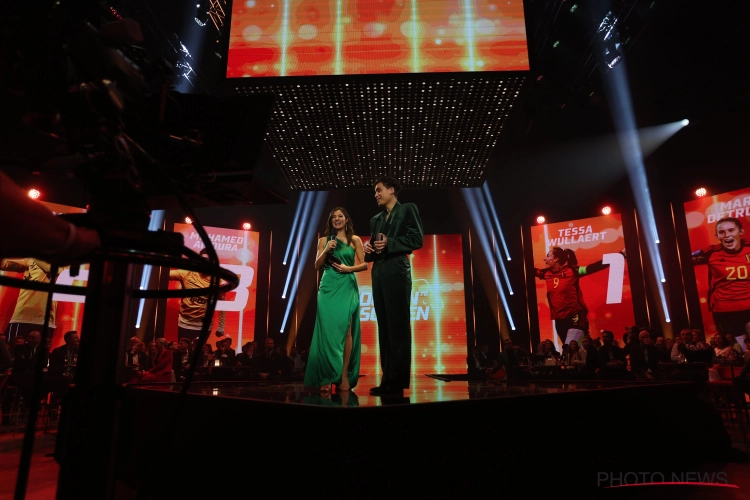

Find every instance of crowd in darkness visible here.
[470,326,750,383]
[123,335,308,383]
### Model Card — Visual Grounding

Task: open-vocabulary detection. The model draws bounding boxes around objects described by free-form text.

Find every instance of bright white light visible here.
[661,279,666,283]
[655,239,660,244]
[695,187,707,197]
[28,189,41,199]
[536,216,546,224]
[681,119,689,126]
[185,217,192,224]
[242,222,251,231]
[601,206,612,215]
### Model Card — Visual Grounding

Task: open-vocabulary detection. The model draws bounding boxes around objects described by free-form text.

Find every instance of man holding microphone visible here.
[364,176,423,396]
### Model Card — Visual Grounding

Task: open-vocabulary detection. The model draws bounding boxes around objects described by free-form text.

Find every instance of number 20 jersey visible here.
[703,244,750,313]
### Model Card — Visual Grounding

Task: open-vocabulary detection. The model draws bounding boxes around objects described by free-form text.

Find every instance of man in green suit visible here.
[364,176,423,396]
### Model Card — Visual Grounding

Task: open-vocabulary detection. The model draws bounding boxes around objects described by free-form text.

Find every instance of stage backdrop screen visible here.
[227,0,529,77]
[0,202,87,349]
[356,234,466,379]
[529,213,634,350]
[683,187,750,338]
[166,224,260,348]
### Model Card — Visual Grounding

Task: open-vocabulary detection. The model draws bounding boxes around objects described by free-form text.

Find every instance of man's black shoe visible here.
[369,385,387,395]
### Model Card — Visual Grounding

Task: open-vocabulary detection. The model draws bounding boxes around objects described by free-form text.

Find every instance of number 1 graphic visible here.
[602,253,625,304]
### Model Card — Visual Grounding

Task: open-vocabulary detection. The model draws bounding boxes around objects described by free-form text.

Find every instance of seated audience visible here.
[173,338,192,382]
[140,338,173,383]
[630,330,660,380]
[597,330,628,380]
[214,337,236,367]
[290,346,306,380]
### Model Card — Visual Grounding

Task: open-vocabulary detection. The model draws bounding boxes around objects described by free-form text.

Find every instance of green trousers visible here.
[372,254,412,389]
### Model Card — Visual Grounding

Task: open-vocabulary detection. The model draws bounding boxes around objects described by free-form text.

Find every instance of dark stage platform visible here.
[114,376,734,498]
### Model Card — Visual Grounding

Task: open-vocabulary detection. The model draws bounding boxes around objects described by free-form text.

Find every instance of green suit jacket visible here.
[365,202,424,262]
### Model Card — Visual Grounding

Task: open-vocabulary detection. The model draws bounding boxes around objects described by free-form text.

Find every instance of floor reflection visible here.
[132,377,658,408]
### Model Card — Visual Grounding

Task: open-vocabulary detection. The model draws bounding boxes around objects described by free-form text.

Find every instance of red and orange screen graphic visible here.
[529,214,635,350]
[356,234,467,380]
[683,187,750,337]
[227,0,529,77]
[0,202,87,350]
[165,224,260,346]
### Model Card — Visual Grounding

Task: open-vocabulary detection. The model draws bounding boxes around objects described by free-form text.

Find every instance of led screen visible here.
[683,187,750,338]
[529,214,635,350]
[166,224,260,348]
[355,234,467,380]
[0,202,87,349]
[227,0,529,77]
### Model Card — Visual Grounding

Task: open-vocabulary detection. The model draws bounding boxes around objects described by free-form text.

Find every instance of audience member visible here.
[630,330,660,380]
[289,346,306,380]
[140,338,173,383]
[214,337,236,367]
[597,330,628,380]
[173,338,192,382]
[49,330,79,377]
[256,337,279,379]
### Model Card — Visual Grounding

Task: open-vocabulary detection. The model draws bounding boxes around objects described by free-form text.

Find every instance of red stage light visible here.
[536,216,545,224]
[184,217,193,224]
[695,187,707,197]
[28,189,41,200]
[242,222,251,231]
[601,206,612,216]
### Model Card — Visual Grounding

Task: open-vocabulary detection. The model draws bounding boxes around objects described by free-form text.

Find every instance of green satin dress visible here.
[304,238,361,389]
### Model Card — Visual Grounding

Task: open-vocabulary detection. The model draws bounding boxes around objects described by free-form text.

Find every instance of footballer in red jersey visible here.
[535,247,611,344]
[692,217,750,336]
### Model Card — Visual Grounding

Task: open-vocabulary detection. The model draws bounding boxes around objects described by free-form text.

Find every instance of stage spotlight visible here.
[695,187,707,197]
[283,192,310,266]
[536,216,546,224]
[599,60,670,323]
[28,189,41,200]
[135,210,166,328]
[481,183,512,261]
[461,189,516,330]
[472,188,514,294]
[184,217,193,224]
[242,222,251,231]
[601,206,612,216]
[280,191,328,333]
[681,119,690,127]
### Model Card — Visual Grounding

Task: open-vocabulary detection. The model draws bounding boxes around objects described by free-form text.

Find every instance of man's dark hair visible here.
[375,176,402,197]
[63,330,77,342]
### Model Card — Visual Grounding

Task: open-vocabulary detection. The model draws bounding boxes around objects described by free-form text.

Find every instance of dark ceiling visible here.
[233,75,526,189]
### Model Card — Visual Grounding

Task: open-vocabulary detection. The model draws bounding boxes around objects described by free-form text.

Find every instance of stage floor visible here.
[130,376,676,407]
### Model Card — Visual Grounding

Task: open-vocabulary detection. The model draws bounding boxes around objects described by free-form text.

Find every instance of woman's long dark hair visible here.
[324,207,354,246]
[550,246,578,267]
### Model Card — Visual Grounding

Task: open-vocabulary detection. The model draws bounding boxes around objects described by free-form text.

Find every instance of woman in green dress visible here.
[304,207,367,394]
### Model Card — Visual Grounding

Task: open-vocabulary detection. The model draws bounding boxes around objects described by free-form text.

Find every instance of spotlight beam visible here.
[281,191,328,333]
[135,210,166,328]
[282,194,314,299]
[600,62,670,322]
[481,182,511,261]
[283,192,309,265]
[471,189,514,295]
[461,189,516,330]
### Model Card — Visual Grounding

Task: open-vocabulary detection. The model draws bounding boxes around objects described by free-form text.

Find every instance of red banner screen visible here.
[227,0,529,77]
[356,234,467,381]
[683,187,750,339]
[529,214,635,350]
